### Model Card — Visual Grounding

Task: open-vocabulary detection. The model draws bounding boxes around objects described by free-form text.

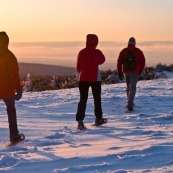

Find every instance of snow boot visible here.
[10,133,23,142]
[6,133,25,147]
[126,102,134,111]
[95,117,107,126]
[77,120,86,130]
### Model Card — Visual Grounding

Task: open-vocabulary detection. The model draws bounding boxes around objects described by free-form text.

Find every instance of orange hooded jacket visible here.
[0,50,22,99]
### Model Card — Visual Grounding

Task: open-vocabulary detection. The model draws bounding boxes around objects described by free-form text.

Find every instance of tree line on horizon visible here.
[21,63,173,92]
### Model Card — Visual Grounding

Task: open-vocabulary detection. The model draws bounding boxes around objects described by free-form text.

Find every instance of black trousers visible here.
[76,81,103,121]
[2,97,19,137]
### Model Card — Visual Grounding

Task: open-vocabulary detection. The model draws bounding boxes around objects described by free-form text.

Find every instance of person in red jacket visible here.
[76,34,107,129]
[117,37,145,111]
[0,31,23,142]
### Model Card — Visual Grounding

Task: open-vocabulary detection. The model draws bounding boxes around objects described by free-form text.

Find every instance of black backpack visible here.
[123,49,137,70]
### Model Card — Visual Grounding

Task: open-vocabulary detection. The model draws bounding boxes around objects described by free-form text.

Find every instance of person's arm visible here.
[117,50,124,80]
[8,54,22,100]
[9,55,22,90]
[97,50,106,65]
[76,53,81,73]
[138,50,146,74]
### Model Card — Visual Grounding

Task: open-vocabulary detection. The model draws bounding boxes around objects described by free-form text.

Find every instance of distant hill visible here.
[19,63,76,78]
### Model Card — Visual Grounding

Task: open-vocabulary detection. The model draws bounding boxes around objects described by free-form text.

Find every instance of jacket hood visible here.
[86,34,98,49]
[0,32,9,46]
[0,32,9,56]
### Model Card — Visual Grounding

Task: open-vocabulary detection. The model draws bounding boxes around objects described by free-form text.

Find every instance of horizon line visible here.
[10,41,173,48]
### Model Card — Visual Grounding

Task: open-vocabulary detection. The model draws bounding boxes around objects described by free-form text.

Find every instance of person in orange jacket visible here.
[0,31,23,142]
[117,37,145,111]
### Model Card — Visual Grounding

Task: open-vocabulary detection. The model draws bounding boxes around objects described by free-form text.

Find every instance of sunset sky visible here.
[1,0,173,42]
[0,0,173,69]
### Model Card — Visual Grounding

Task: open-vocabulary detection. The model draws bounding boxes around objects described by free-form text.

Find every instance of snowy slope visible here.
[0,73,173,173]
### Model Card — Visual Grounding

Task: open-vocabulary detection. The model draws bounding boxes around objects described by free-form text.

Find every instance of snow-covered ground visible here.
[0,72,173,173]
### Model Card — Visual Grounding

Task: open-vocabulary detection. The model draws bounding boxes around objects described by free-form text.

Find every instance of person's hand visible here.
[14,88,22,101]
[118,71,123,81]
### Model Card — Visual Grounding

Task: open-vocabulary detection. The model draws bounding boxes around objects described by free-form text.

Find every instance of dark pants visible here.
[2,97,19,137]
[76,82,103,121]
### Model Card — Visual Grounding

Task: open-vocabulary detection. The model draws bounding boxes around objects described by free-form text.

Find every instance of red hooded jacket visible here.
[117,44,145,74]
[0,50,22,99]
[77,34,105,82]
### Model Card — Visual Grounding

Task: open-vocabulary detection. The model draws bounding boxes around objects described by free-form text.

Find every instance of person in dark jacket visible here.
[0,31,23,142]
[117,37,145,111]
[76,34,107,129]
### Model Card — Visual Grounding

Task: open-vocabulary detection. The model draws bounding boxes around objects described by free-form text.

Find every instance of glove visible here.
[14,88,23,101]
[118,71,123,81]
